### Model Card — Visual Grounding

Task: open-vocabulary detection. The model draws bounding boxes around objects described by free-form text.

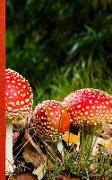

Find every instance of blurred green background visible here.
[7,0,112,103]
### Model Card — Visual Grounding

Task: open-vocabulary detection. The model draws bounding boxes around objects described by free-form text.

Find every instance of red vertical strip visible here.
[0,0,6,179]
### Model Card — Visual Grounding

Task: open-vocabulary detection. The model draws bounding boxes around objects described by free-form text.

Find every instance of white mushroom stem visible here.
[6,121,13,174]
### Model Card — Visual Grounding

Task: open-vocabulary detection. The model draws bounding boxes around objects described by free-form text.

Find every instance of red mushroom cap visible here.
[63,88,112,125]
[6,68,33,124]
[31,100,70,140]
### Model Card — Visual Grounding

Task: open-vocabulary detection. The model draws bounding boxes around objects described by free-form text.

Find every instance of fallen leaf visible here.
[16,172,37,180]
[92,136,112,156]
[23,143,43,167]
[56,172,81,180]
[63,132,80,145]
[101,124,112,139]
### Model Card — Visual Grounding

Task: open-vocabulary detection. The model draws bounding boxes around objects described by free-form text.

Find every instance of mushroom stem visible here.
[6,121,13,174]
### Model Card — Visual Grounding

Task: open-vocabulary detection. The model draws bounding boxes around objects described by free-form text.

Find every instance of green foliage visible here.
[7,0,112,89]
[33,56,111,105]
[94,152,112,177]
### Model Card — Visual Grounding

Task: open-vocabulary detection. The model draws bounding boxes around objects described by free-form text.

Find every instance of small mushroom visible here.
[6,68,33,174]
[63,88,112,147]
[31,100,70,140]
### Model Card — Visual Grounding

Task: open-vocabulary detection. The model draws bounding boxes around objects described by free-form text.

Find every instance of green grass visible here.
[34,56,111,104]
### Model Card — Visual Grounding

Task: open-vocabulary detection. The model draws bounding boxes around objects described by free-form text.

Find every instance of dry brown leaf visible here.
[56,171,81,180]
[92,136,112,156]
[103,137,112,154]
[56,175,80,180]
[101,124,112,139]
[23,143,54,180]
[23,143,43,167]
[63,132,80,145]
[16,172,37,180]
[6,175,15,180]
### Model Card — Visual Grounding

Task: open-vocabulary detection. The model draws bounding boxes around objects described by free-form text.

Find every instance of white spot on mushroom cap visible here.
[77,104,81,108]
[86,106,89,109]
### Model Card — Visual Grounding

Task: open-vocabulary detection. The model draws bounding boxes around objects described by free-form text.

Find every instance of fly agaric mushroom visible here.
[6,68,33,174]
[63,88,112,125]
[63,88,112,147]
[31,100,70,140]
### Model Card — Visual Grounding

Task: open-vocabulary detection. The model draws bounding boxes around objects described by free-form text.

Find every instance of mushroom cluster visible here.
[5,68,112,177]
